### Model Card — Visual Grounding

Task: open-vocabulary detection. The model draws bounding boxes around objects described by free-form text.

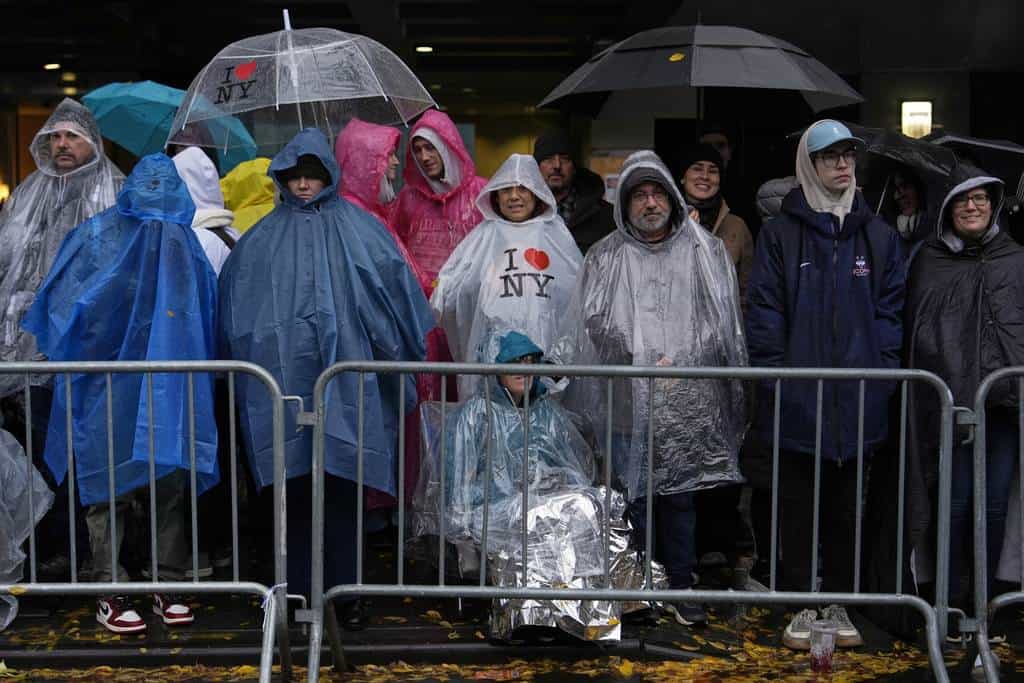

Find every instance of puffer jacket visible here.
[745,187,905,462]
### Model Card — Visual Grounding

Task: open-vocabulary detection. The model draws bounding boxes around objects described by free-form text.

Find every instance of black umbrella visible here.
[538,25,864,115]
[924,133,1024,202]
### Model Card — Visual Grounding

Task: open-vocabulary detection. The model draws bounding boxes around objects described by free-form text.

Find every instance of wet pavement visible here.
[0,539,1020,680]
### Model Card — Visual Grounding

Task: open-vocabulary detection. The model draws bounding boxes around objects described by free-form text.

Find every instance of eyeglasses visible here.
[814,148,858,169]
[513,355,538,364]
[630,188,670,204]
[952,192,992,210]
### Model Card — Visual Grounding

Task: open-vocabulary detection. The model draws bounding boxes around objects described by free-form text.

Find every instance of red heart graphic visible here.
[524,248,550,271]
[234,60,258,81]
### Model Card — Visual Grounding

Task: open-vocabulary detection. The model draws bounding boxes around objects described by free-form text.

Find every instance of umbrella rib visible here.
[354,39,390,104]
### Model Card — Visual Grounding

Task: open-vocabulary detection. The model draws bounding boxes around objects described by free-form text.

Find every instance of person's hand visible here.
[688,207,700,223]
[655,356,673,367]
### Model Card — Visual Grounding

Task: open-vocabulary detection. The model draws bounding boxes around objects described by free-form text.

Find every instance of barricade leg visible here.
[324,598,348,672]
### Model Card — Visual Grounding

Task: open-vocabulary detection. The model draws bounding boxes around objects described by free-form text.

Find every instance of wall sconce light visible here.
[901,101,933,139]
[0,182,9,203]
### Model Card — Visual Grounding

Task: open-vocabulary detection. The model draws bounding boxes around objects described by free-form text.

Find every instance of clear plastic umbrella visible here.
[167,10,435,156]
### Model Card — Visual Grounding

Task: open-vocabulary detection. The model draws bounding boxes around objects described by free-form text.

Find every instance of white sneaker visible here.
[153,593,195,626]
[821,604,863,647]
[782,608,817,650]
[96,596,147,634]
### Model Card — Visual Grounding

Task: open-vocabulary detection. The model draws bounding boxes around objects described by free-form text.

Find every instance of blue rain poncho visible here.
[22,154,219,505]
[218,128,434,493]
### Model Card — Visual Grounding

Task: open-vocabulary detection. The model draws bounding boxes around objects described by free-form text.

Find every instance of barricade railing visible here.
[306,362,955,683]
[972,367,1024,681]
[0,361,291,683]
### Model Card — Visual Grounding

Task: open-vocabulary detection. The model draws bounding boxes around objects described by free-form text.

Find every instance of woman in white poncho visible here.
[430,153,582,397]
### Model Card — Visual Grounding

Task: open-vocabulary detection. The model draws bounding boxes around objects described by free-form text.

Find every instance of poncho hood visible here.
[31,98,103,179]
[612,151,690,248]
[268,128,340,209]
[220,157,274,232]
[335,118,401,222]
[936,170,1005,253]
[121,152,195,225]
[476,154,557,223]
[173,147,228,212]
[403,109,479,201]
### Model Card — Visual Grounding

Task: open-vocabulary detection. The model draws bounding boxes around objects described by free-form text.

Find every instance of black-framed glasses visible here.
[952,192,992,210]
[814,148,858,169]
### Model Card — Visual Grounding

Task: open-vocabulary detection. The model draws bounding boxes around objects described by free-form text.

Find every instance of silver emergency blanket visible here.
[0,428,54,630]
[0,98,124,398]
[550,151,748,500]
[411,390,665,641]
[430,154,582,397]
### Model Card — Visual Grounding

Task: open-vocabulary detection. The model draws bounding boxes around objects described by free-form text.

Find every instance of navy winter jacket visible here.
[745,188,905,462]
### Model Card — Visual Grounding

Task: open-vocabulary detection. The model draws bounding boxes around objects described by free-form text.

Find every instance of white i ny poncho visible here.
[430,153,582,395]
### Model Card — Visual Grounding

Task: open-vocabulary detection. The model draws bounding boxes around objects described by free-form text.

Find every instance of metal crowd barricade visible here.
[0,361,291,683]
[972,367,1024,682]
[306,362,955,683]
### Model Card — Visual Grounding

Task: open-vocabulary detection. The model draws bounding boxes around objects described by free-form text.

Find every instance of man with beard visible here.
[553,150,747,628]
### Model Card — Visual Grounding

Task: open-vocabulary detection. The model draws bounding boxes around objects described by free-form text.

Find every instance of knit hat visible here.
[680,143,724,177]
[532,129,573,163]
[278,154,331,185]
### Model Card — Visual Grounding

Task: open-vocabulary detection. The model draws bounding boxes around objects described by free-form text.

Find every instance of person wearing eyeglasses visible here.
[904,166,1024,642]
[745,119,906,650]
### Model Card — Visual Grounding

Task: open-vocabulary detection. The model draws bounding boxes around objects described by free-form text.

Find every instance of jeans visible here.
[948,411,1017,602]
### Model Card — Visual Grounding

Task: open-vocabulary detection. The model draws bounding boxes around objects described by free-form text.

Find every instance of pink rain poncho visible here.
[335,118,429,291]
[392,110,488,406]
[391,109,488,286]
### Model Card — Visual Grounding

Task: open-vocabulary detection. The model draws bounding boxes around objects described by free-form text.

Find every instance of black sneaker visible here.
[666,601,708,626]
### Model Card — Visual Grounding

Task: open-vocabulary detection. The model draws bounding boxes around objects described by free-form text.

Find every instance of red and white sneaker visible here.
[96,596,147,634]
[153,593,194,625]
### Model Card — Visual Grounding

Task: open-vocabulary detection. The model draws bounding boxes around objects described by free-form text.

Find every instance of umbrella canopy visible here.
[538,25,863,115]
[82,80,257,173]
[166,23,436,155]
[925,133,1024,202]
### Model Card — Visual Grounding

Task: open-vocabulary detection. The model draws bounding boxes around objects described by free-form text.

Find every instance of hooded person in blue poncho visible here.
[218,128,434,629]
[22,152,219,634]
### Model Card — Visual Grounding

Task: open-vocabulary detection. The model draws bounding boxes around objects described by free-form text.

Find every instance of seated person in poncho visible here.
[417,331,658,641]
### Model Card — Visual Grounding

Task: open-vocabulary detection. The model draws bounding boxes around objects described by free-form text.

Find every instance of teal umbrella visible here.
[83,80,257,173]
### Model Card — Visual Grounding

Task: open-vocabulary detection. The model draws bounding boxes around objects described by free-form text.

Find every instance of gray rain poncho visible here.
[412,336,665,641]
[0,429,54,630]
[430,154,582,397]
[0,98,124,397]
[551,151,747,500]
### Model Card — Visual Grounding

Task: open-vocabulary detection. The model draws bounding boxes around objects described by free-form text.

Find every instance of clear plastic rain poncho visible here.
[411,333,666,641]
[551,151,747,501]
[0,98,124,398]
[430,154,582,397]
[0,428,53,631]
